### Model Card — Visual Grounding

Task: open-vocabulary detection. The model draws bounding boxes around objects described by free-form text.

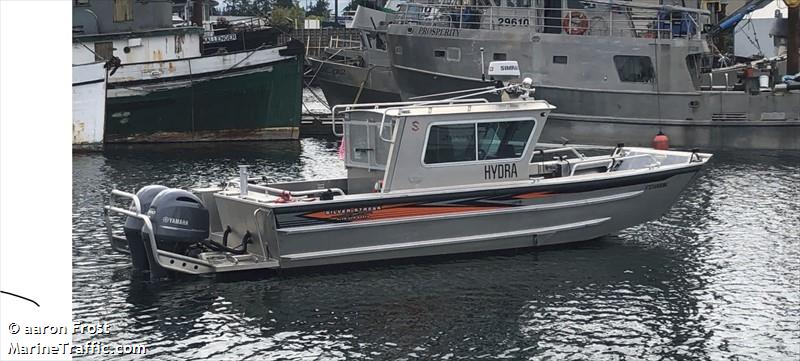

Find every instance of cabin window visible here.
[477,121,536,160]
[424,124,476,164]
[423,120,535,164]
[493,53,507,61]
[446,47,461,62]
[685,54,703,89]
[553,56,568,64]
[375,33,387,51]
[505,0,532,7]
[94,42,114,62]
[613,55,655,83]
[113,0,134,22]
[434,50,446,58]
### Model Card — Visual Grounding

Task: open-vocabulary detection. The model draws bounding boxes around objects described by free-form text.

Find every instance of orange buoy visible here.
[652,130,669,150]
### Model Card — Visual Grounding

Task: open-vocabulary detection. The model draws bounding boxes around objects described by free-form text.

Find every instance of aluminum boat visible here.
[104,76,711,279]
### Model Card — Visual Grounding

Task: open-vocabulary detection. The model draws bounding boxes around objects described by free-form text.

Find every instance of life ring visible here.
[562,11,589,35]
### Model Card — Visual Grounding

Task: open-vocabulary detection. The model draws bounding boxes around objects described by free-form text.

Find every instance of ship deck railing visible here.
[395,0,709,41]
[328,36,363,50]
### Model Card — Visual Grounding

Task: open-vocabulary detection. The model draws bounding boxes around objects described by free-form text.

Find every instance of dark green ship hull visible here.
[105,58,302,143]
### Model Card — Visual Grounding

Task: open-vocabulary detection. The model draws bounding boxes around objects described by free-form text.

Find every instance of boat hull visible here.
[105,49,302,143]
[386,22,800,150]
[72,62,106,147]
[391,65,800,150]
[214,164,701,269]
[543,114,800,150]
[308,57,401,106]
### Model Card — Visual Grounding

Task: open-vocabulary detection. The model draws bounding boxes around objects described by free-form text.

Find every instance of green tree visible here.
[306,0,330,19]
[342,0,377,12]
[274,0,296,8]
[270,5,304,29]
[222,0,271,16]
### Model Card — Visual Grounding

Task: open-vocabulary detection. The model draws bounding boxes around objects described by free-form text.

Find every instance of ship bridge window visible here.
[375,33,387,50]
[505,0,532,7]
[434,50,446,58]
[613,55,655,83]
[493,53,507,61]
[424,124,476,164]
[478,121,535,160]
[423,120,536,164]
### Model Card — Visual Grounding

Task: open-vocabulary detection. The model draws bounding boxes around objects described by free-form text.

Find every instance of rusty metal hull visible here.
[72,62,107,146]
[105,55,302,143]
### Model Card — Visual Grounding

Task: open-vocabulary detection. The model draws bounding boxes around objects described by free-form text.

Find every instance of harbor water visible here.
[72,139,799,360]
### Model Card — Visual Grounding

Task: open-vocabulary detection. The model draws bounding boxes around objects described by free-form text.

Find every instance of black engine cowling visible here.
[123,185,167,270]
[144,189,210,254]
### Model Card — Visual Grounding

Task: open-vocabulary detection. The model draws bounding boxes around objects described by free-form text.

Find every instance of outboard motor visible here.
[123,185,167,271]
[142,189,210,280]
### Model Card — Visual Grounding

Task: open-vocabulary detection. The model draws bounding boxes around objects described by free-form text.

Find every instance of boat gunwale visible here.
[106,57,298,89]
[106,43,289,68]
[216,151,709,215]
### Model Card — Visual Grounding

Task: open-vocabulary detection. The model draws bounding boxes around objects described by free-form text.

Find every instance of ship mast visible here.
[787,0,798,73]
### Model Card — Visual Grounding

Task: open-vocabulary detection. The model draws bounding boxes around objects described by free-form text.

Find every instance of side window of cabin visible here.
[113,0,134,22]
[477,121,535,160]
[424,124,476,164]
[423,120,535,164]
[375,33,387,51]
[613,55,655,83]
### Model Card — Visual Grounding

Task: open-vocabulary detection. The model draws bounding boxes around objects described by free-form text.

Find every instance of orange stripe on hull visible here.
[303,204,504,222]
[512,192,552,199]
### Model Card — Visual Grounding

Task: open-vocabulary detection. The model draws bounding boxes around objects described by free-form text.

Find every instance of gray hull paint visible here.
[393,65,498,101]
[391,65,800,150]
[317,79,401,106]
[309,57,401,106]
[386,24,800,150]
[543,114,800,150]
[214,169,700,269]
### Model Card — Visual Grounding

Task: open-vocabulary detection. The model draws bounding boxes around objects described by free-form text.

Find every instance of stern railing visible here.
[395,0,709,40]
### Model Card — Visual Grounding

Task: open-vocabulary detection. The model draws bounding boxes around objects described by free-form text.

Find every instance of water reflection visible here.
[72,143,800,360]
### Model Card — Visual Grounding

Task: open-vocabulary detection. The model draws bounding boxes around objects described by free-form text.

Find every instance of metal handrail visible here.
[223,179,346,198]
[533,146,586,160]
[568,153,661,176]
[376,93,499,143]
[396,1,708,40]
[330,98,490,138]
[104,190,215,272]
